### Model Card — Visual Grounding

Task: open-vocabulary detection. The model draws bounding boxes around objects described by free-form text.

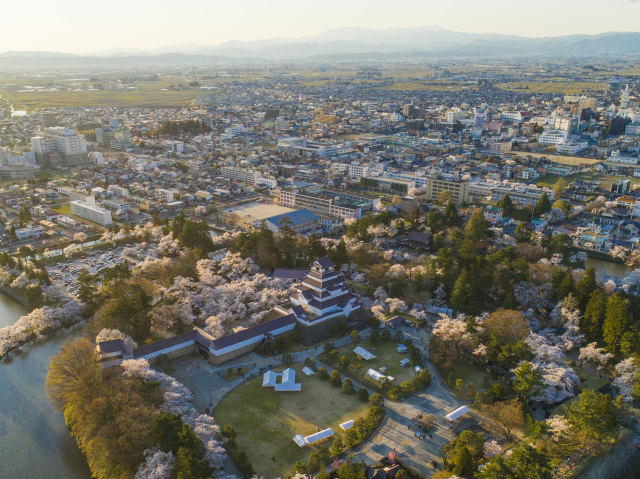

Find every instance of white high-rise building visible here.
[70,201,112,226]
[31,127,87,165]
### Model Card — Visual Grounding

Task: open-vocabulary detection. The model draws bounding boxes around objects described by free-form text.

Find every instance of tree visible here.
[177,219,214,256]
[452,446,475,477]
[603,294,632,356]
[281,352,293,365]
[306,234,326,260]
[342,378,355,394]
[330,437,344,455]
[101,282,153,342]
[351,330,362,343]
[395,471,409,479]
[369,394,384,407]
[465,210,489,242]
[339,355,351,368]
[514,223,533,243]
[439,190,454,205]
[443,201,462,227]
[533,193,552,218]
[552,199,570,215]
[566,390,619,443]
[77,269,98,307]
[576,268,598,312]
[357,387,369,402]
[24,284,44,309]
[330,370,341,386]
[451,268,476,314]
[479,399,525,440]
[513,361,543,400]
[331,238,350,268]
[18,205,31,223]
[583,288,607,342]
[497,194,515,216]
[317,366,329,379]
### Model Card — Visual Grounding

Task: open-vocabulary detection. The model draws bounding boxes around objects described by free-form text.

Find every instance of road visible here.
[172,323,462,477]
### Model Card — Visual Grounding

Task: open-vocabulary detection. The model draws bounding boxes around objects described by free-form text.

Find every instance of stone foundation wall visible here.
[296,315,347,346]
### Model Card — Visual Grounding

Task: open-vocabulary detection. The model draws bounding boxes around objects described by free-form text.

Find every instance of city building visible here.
[31,127,88,165]
[424,175,470,205]
[15,225,45,241]
[220,166,262,185]
[70,201,113,226]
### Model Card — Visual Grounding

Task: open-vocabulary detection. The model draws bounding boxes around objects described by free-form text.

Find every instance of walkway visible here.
[170,323,462,478]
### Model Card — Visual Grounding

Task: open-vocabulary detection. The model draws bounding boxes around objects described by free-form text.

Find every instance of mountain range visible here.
[1,26,639,67]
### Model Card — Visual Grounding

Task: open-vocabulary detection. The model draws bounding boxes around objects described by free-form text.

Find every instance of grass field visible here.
[536,172,640,189]
[433,358,496,400]
[214,363,369,478]
[319,338,420,391]
[498,81,607,95]
[511,151,603,166]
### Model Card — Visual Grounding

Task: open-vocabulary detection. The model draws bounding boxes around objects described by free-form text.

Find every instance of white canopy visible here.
[339,420,355,431]
[302,366,315,376]
[353,346,376,360]
[445,406,470,422]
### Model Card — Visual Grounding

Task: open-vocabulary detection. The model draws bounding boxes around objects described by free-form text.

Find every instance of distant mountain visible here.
[2,27,640,66]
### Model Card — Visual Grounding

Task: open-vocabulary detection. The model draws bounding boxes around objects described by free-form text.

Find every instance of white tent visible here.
[445,406,470,422]
[400,358,411,367]
[262,370,277,387]
[305,428,334,445]
[293,434,308,447]
[302,366,315,376]
[263,368,302,391]
[353,346,376,360]
[339,420,354,431]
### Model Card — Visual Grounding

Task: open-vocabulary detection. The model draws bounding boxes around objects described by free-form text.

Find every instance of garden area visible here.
[433,356,497,401]
[214,363,372,478]
[318,333,430,400]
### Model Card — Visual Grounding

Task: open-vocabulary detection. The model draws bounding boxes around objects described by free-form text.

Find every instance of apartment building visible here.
[539,130,569,145]
[363,176,415,194]
[56,187,96,205]
[155,188,178,203]
[15,225,45,241]
[348,162,370,180]
[279,188,363,219]
[424,175,470,205]
[489,185,554,207]
[383,171,428,187]
[31,127,88,165]
[108,185,130,196]
[221,166,261,185]
[70,201,112,226]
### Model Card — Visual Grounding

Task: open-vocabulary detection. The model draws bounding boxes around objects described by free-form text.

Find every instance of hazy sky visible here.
[3,0,639,54]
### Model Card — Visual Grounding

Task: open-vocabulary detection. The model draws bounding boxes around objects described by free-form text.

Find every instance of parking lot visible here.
[48,247,131,296]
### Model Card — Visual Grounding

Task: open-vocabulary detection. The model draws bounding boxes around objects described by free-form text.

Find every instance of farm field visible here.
[498,81,607,95]
[214,363,369,478]
[376,81,477,91]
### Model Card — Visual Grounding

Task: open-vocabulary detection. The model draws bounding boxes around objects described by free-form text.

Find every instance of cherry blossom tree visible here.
[484,440,501,458]
[73,232,88,243]
[578,343,614,369]
[546,415,569,441]
[612,357,640,401]
[135,449,175,479]
[0,300,84,359]
[385,297,407,313]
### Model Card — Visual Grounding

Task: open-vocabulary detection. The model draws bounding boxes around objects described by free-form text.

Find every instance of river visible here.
[0,294,90,479]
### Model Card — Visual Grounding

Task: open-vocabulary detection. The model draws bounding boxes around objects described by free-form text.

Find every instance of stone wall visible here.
[296,315,347,346]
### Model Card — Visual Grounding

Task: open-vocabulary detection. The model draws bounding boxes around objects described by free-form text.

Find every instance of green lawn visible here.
[214,363,369,478]
[434,359,496,400]
[51,204,71,215]
[572,367,608,392]
[319,338,421,393]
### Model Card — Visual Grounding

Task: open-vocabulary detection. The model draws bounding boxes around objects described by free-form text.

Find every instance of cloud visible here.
[622,0,639,3]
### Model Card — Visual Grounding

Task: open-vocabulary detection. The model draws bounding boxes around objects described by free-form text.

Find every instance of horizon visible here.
[2,0,639,54]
